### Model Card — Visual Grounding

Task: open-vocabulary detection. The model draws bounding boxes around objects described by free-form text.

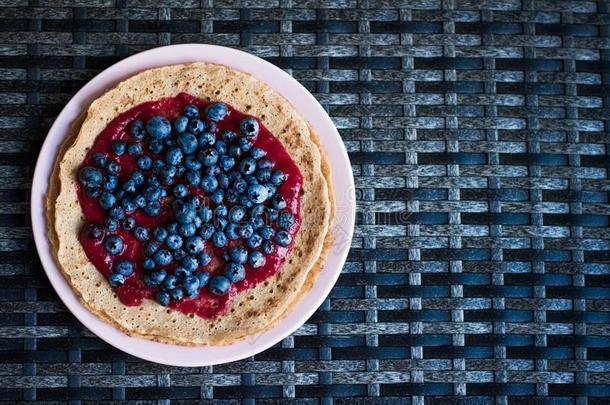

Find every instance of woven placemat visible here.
[1,0,609,402]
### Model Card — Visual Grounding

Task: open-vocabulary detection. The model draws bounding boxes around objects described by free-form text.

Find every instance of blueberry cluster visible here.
[78,102,297,306]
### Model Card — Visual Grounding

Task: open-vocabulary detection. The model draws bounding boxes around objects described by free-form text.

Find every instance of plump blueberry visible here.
[122,216,136,231]
[186,170,201,187]
[228,246,248,264]
[228,206,245,223]
[150,270,167,285]
[131,119,146,140]
[127,143,143,155]
[251,204,265,217]
[182,256,198,271]
[99,192,116,210]
[103,175,118,191]
[256,168,272,183]
[174,115,189,133]
[144,241,160,257]
[196,271,211,287]
[239,157,257,175]
[249,216,264,229]
[109,206,125,220]
[264,183,276,198]
[220,155,235,171]
[217,173,229,189]
[184,155,202,171]
[106,160,121,175]
[121,198,136,214]
[214,140,227,155]
[172,184,187,199]
[247,184,269,204]
[173,249,187,260]
[198,147,219,167]
[198,253,212,267]
[179,222,196,237]
[262,240,274,254]
[271,170,286,186]
[86,222,104,240]
[240,117,259,138]
[247,233,263,249]
[183,275,200,293]
[109,273,125,287]
[279,212,296,230]
[166,147,183,166]
[133,226,149,241]
[166,234,183,250]
[185,236,205,254]
[93,152,107,168]
[188,118,205,135]
[164,275,178,290]
[225,189,239,204]
[174,266,191,279]
[157,290,171,306]
[143,186,162,202]
[233,178,248,194]
[216,217,228,230]
[104,235,123,255]
[209,275,231,295]
[225,263,246,283]
[148,175,161,187]
[238,223,254,239]
[144,201,161,216]
[153,249,172,266]
[136,155,152,170]
[148,139,164,154]
[175,132,197,154]
[250,147,266,160]
[184,104,199,118]
[152,226,168,242]
[105,217,119,232]
[186,195,201,207]
[238,137,253,152]
[85,186,99,198]
[259,226,275,240]
[258,158,274,170]
[215,205,228,218]
[111,140,126,156]
[245,175,258,185]
[212,230,227,248]
[114,260,134,276]
[143,257,156,270]
[268,208,279,221]
[249,251,266,268]
[165,138,176,147]
[170,287,185,301]
[208,190,222,206]
[205,102,228,121]
[78,166,103,188]
[275,230,292,247]
[173,201,196,224]
[272,194,287,210]
[122,179,136,194]
[146,116,172,139]
[132,195,145,209]
[227,144,241,159]
[166,222,178,234]
[222,130,237,143]
[198,175,217,193]
[222,224,237,241]
[196,206,212,223]
[199,224,215,240]
[131,171,145,186]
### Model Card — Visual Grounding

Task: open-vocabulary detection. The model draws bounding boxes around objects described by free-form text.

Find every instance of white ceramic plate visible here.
[31,44,355,366]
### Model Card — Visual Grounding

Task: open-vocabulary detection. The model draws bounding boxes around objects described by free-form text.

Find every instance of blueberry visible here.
[209,275,231,295]
[174,116,189,133]
[127,143,143,155]
[247,184,269,204]
[184,104,199,118]
[249,215,264,230]
[148,139,164,154]
[99,192,116,210]
[104,235,124,255]
[179,222,196,237]
[106,159,122,175]
[122,216,136,231]
[199,224,215,240]
[228,246,248,264]
[134,194,146,208]
[200,175,218,193]
[183,275,200,293]
[247,233,263,249]
[86,222,104,240]
[262,240,274,254]
[198,147,219,167]
[215,205,228,218]
[144,241,160,256]
[256,168,272,183]
[165,147,183,166]
[86,186,100,198]
[258,159,274,170]
[209,189,223,205]
[137,155,152,170]
[217,217,228,230]
[185,236,205,254]
[114,189,125,200]
[150,270,167,285]
[131,119,146,140]
[160,166,177,185]
[217,173,230,189]
[186,170,201,187]
[114,260,134,276]
[157,290,171,306]
[196,132,213,147]
[166,234,183,250]
[228,144,241,159]
[134,226,149,241]
[240,117,259,138]
[175,132,197,154]
[146,116,172,139]
[264,183,276,198]
[229,206,246,223]
[220,155,235,171]
[222,130,237,143]
[270,170,286,185]
[173,184,188,199]
[239,157,256,175]
[225,263,246,283]
[78,166,103,188]
[250,147,266,160]
[214,140,227,155]
[245,175,258,185]
[259,226,275,240]
[275,230,292,247]
[105,218,119,232]
[238,223,254,239]
[93,152,107,168]
[196,271,211,287]
[197,206,212,223]
[103,175,118,191]
[122,179,136,194]
[225,223,240,240]
[165,138,176,147]
[279,212,296,230]
[153,226,168,242]
[109,273,125,287]
[109,206,125,219]
[153,249,172,266]
[186,195,201,207]
[237,137,253,152]
[174,201,196,224]
[188,118,205,135]
[226,189,239,204]
[170,287,185,300]
[212,230,227,248]
[131,171,145,186]
[272,194,287,210]
[121,199,136,214]
[111,140,126,155]
[173,249,187,260]
[182,256,198,271]
[143,186,162,202]
[143,257,156,270]
[148,175,161,187]
[205,102,228,121]
[249,251,266,268]
[144,201,161,216]
[233,178,248,193]
[166,222,178,234]
[268,208,279,221]
[184,155,202,170]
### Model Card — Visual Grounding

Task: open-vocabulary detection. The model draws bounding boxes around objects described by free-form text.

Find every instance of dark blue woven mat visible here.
[2,0,610,402]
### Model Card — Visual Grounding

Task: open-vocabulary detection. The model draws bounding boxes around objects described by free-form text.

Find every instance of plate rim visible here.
[31,44,355,367]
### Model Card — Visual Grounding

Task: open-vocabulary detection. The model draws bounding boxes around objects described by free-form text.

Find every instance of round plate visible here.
[31,44,355,366]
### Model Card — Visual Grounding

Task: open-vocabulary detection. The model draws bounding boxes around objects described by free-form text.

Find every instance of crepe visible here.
[49,63,334,346]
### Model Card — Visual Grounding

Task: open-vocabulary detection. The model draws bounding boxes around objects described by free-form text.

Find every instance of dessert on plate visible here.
[47,63,334,346]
